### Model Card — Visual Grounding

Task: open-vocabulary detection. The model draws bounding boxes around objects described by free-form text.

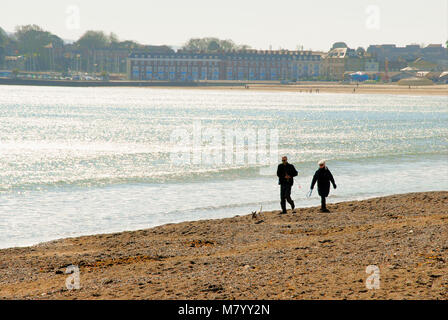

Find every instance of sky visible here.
[2,0,447,51]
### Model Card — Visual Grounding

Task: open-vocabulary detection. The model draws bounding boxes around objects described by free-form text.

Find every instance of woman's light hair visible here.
[318,159,326,166]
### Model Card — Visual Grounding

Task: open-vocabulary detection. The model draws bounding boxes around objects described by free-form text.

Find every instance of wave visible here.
[0,152,446,194]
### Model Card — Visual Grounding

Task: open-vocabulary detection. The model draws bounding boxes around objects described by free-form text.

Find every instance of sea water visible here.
[0,85,447,248]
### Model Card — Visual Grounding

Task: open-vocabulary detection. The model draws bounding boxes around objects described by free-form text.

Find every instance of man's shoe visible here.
[323,209,330,213]
[280,211,287,215]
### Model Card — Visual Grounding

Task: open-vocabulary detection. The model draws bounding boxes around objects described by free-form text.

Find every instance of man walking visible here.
[277,156,298,214]
[310,160,337,213]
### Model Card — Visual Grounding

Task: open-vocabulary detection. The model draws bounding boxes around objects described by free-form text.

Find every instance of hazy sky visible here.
[2,0,447,50]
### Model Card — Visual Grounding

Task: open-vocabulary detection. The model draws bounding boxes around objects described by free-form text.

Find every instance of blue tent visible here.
[350,72,369,82]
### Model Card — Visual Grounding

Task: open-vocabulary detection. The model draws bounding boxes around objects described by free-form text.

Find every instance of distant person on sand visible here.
[310,160,337,213]
[277,156,298,214]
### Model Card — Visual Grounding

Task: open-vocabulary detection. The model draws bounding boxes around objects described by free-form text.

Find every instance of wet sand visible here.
[0,191,447,300]
[2,79,447,96]
[151,83,448,96]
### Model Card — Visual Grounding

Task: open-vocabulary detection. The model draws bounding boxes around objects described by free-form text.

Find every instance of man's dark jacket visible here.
[277,163,298,186]
[311,167,336,197]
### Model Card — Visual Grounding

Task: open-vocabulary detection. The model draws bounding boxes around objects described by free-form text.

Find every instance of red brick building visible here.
[127,50,323,81]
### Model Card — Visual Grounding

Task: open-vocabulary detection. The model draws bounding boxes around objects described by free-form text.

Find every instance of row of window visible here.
[132,61,321,68]
[131,66,320,80]
[132,53,319,58]
[130,55,321,62]
[133,65,320,71]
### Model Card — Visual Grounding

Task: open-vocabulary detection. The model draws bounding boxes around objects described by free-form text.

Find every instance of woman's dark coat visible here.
[311,167,336,197]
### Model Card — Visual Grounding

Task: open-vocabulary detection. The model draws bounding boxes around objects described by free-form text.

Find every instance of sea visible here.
[0,85,447,248]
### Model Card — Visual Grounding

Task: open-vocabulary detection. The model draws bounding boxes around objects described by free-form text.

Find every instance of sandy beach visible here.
[151,83,448,96]
[0,191,447,300]
[1,80,447,96]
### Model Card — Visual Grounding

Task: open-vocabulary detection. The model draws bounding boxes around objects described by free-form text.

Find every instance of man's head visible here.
[282,156,288,164]
[318,159,326,168]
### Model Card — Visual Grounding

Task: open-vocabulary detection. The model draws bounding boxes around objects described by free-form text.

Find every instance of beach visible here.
[159,83,448,96]
[1,191,447,300]
[0,79,447,96]
[0,86,447,300]
[1,85,447,249]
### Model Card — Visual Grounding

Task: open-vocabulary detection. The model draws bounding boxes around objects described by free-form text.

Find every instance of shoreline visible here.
[1,191,447,300]
[164,83,448,96]
[1,188,443,251]
[0,79,447,96]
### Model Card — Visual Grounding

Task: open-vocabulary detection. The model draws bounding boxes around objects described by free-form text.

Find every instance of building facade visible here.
[364,58,379,72]
[367,44,448,70]
[127,50,323,81]
[321,48,348,80]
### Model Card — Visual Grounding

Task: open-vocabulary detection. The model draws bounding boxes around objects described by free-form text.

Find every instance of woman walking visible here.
[310,160,337,212]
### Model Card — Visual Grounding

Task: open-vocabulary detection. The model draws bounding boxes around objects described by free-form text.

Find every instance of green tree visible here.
[109,32,119,45]
[15,25,63,53]
[75,31,174,73]
[75,30,111,49]
[100,71,109,81]
[182,38,206,51]
[207,39,220,52]
[112,40,141,50]
[0,27,8,67]
[182,37,251,52]
[14,25,63,71]
[75,31,113,72]
[0,26,7,41]
[140,45,174,53]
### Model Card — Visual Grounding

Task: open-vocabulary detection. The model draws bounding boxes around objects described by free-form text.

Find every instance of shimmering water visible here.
[0,85,447,248]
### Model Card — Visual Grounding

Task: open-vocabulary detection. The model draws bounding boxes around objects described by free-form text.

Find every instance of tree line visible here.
[0,25,250,73]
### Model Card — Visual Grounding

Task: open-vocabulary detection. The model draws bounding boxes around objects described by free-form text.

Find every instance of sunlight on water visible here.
[0,85,447,248]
